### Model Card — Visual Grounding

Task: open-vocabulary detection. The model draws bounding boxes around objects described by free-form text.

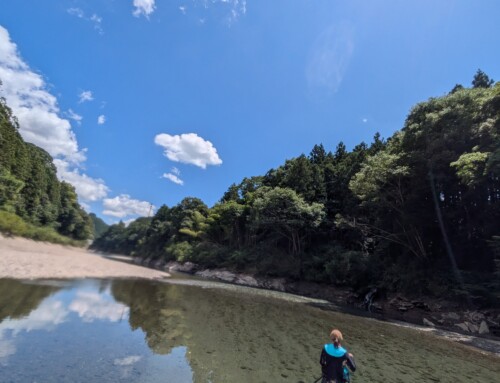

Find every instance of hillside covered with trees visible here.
[0,96,93,243]
[92,71,498,303]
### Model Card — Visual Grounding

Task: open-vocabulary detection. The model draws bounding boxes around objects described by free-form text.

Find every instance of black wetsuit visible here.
[319,344,356,383]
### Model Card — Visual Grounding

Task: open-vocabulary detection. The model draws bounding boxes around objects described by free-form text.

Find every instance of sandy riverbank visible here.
[0,234,169,280]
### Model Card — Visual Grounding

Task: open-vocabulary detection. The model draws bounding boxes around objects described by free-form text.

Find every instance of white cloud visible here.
[225,0,247,24]
[188,1,246,25]
[79,201,91,212]
[79,90,93,103]
[0,25,110,203]
[67,8,84,18]
[97,114,106,125]
[114,356,142,366]
[69,291,129,323]
[90,14,102,24]
[67,8,103,34]
[0,300,68,336]
[66,109,83,124]
[162,172,184,185]
[54,159,109,202]
[122,218,136,227]
[133,0,156,18]
[362,118,368,123]
[0,299,68,364]
[306,23,354,94]
[171,167,180,175]
[0,25,87,164]
[154,133,222,169]
[102,194,154,218]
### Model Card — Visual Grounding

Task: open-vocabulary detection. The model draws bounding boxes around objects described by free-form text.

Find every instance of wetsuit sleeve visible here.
[345,353,356,372]
[320,348,327,375]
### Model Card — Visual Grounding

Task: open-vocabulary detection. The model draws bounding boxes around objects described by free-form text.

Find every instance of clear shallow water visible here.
[0,278,498,383]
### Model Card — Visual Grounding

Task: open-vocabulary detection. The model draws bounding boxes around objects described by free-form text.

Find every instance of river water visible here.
[0,277,498,383]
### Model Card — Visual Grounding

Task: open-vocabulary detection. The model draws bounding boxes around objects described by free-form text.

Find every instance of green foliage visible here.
[250,186,325,255]
[0,210,27,235]
[0,97,92,241]
[89,213,108,238]
[91,71,499,302]
[349,150,410,203]
[450,151,489,186]
[0,211,85,246]
[472,69,494,88]
[323,247,368,286]
[0,169,24,212]
[165,241,193,262]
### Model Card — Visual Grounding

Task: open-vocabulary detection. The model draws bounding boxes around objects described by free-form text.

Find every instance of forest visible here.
[1,71,499,303]
[92,71,500,303]
[0,95,93,244]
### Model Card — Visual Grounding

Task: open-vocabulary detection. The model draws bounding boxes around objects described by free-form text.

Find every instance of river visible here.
[0,276,498,382]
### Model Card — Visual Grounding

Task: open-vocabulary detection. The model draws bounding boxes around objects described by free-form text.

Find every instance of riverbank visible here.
[1,234,498,355]
[0,234,169,280]
[135,259,500,343]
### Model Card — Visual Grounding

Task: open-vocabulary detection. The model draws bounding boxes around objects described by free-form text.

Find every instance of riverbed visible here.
[1,277,498,383]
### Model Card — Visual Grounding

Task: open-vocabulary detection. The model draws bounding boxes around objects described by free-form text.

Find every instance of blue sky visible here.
[0,0,498,222]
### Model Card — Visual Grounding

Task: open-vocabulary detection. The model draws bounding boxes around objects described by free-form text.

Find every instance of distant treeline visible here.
[0,96,93,243]
[100,71,500,301]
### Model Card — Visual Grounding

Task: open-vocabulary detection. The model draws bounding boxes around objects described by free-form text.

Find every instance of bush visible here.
[0,210,28,236]
[165,241,193,262]
[323,247,369,287]
[0,210,85,247]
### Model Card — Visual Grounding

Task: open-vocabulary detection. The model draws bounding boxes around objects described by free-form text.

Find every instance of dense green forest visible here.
[0,95,93,243]
[93,71,500,302]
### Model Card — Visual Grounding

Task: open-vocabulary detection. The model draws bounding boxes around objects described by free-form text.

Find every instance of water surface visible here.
[0,277,498,382]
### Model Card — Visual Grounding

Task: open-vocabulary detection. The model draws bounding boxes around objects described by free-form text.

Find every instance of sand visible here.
[0,234,169,280]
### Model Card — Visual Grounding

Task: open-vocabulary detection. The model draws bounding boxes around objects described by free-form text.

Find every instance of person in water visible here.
[319,329,356,383]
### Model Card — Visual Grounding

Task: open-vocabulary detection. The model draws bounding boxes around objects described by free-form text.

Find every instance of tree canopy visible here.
[87,71,500,302]
[0,97,93,241]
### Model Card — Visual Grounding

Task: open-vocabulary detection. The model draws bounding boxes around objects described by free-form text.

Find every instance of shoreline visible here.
[136,258,500,354]
[1,234,499,355]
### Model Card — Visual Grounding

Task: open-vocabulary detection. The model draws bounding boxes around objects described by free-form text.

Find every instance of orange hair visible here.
[330,329,343,346]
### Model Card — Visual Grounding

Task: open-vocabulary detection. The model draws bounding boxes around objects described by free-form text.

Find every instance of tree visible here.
[472,69,494,88]
[449,84,464,94]
[251,187,325,255]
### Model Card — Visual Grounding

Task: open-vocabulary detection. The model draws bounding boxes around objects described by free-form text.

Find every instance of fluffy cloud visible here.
[0,25,111,202]
[154,133,222,169]
[0,299,68,363]
[0,300,68,336]
[0,25,86,164]
[102,194,153,218]
[306,23,354,93]
[132,0,156,18]
[78,90,93,103]
[69,291,129,323]
[54,160,109,202]
[97,114,106,125]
